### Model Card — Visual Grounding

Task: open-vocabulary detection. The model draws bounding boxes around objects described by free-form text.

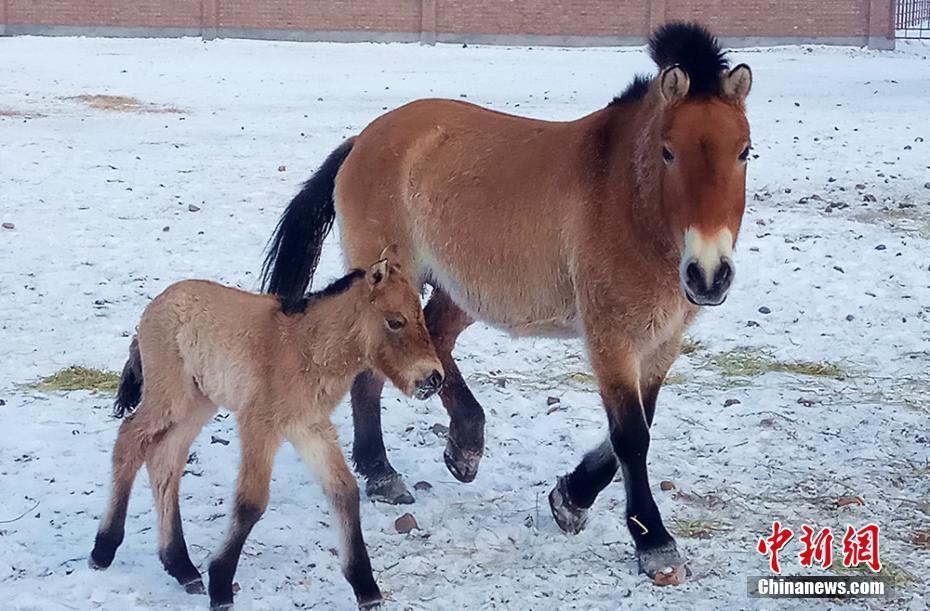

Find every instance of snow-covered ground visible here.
[1,37,928,610]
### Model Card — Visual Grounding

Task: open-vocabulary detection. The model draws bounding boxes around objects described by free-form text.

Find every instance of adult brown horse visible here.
[263,23,752,584]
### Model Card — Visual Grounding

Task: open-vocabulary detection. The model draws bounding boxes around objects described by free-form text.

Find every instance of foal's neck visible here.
[284,284,369,377]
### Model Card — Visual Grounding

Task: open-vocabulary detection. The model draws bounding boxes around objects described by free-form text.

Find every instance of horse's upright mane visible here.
[610,22,730,107]
[280,268,365,314]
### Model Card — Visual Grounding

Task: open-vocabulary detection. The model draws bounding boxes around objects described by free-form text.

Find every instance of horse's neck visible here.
[290,290,367,378]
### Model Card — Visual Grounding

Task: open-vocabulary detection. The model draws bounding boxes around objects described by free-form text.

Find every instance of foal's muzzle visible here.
[414,369,444,400]
[682,256,733,306]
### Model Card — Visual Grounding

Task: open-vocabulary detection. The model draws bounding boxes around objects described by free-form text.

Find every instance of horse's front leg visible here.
[556,337,686,584]
[424,288,485,483]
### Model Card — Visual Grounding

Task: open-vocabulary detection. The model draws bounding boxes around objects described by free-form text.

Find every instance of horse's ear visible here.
[722,64,752,102]
[659,65,690,103]
[379,243,399,264]
[367,259,389,288]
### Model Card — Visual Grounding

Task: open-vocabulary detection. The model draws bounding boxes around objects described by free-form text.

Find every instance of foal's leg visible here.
[90,408,159,569]
[290,422,381,609]
[147,404,216,594]
[350,371,414,504]
[208,419,281,610]
[424,288,485,483]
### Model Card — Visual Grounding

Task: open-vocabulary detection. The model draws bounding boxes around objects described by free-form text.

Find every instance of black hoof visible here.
[210,602,234,611]
[89,546,116,570]
[443,437,481,483]
[183,577,206,595]
[637,542,689,585]
[365,473,415,505]
[548,475,588,534]
[358,595,383,609]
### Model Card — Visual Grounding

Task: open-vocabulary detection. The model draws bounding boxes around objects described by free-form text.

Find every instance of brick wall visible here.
[0,0,897,47]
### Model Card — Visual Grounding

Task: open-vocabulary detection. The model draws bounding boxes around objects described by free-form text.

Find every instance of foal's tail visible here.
[113,337,143,418]
[260,138,356,313]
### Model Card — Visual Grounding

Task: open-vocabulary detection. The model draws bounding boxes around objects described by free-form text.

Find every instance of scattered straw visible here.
[63,95,184,114]
[33,366,120,393]
[705,347,844,379]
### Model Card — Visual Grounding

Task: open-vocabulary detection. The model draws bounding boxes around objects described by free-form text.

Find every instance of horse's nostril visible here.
[714,260,733,289]
[427,370,443,389]
[686,261,703,288]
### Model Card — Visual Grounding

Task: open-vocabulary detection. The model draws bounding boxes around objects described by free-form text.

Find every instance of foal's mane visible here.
[280,268,365,315]
[609,22,730,107]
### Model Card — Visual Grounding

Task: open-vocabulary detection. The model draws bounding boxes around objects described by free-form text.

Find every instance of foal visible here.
[89,257,443,609]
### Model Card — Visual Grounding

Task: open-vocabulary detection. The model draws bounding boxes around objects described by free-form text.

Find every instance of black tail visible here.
[261,138,355,313]
[113,337,143,418]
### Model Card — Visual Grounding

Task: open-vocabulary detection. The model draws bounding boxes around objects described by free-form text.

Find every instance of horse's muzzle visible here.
[682,256,733,306]
[414,370,444,400]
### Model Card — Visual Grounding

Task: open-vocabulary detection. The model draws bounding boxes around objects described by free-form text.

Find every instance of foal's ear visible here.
[378,243,399,264]
[722,64,752,102]
[659,65,690,103]
[367,258,389,288]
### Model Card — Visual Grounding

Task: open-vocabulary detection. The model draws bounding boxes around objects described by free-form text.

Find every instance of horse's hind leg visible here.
[90,409,157,569]
[147,402,216,594]
[290,422,381,609]
[351,371,414,504]
[424,288,485,483]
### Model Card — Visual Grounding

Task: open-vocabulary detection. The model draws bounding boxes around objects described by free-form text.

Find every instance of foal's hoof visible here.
[88,547,114,570]
[358,597,383,610]
[548,475,588,534]
[183,577,206,595]
[366,473,415,505]
[443,437,481,483]
[638,542,689,586]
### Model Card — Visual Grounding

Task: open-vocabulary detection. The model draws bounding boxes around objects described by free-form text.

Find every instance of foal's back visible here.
[139,280,284,411]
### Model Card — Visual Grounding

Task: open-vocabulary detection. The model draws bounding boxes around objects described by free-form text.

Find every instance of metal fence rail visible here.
[896,0,930,38]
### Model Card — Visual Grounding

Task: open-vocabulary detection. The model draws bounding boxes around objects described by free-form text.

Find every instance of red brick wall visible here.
[1,0,895,42]
[436,1,648,37]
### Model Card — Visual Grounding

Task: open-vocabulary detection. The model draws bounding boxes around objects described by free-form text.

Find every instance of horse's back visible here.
[336,99,599,336]
[139,280,279,408]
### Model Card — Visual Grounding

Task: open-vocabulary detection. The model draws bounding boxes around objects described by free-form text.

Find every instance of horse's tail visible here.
[260,138,356,313]
[113,337,143,418]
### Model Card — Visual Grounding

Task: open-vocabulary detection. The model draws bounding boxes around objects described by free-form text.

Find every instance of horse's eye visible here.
[386,318,405,330]
[661,146,675,164]
[738,146,751,161]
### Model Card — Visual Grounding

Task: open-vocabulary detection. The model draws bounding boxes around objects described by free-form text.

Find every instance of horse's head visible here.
[360,254,444,400]
[650,25,752,306]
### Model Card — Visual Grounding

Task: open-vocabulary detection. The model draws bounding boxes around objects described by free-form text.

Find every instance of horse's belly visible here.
[420,247,579,338]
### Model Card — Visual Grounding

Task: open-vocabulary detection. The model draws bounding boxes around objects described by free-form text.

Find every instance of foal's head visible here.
[649,24,752,306]
[359,258,444,399]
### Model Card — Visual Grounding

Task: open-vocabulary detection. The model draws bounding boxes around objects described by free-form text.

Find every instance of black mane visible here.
[280,268,365,315]
[609,22,730,106]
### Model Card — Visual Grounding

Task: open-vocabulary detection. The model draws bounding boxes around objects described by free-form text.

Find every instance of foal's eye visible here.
[661,146,675,164]
[386,317,406,330]
[738,146,751,161]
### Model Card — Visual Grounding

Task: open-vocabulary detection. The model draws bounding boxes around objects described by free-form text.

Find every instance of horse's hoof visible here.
[638,542,689,586]
[183,578,206,595]
[366,473,415,505]
[358,596,383,610]
[548,475,589,534]
[210,603,234,611]
[88,548,113,570]
[443,437,481,483]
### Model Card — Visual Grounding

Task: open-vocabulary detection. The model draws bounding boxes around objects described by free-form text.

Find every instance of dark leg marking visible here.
[607,387,684,581]
[549,438,618,534]
[161,510,204,594]
[350,371,413,505]
[208,502,263,610]
[424,289,485,483]
[89,507,126,569]
[333,488,381,607]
